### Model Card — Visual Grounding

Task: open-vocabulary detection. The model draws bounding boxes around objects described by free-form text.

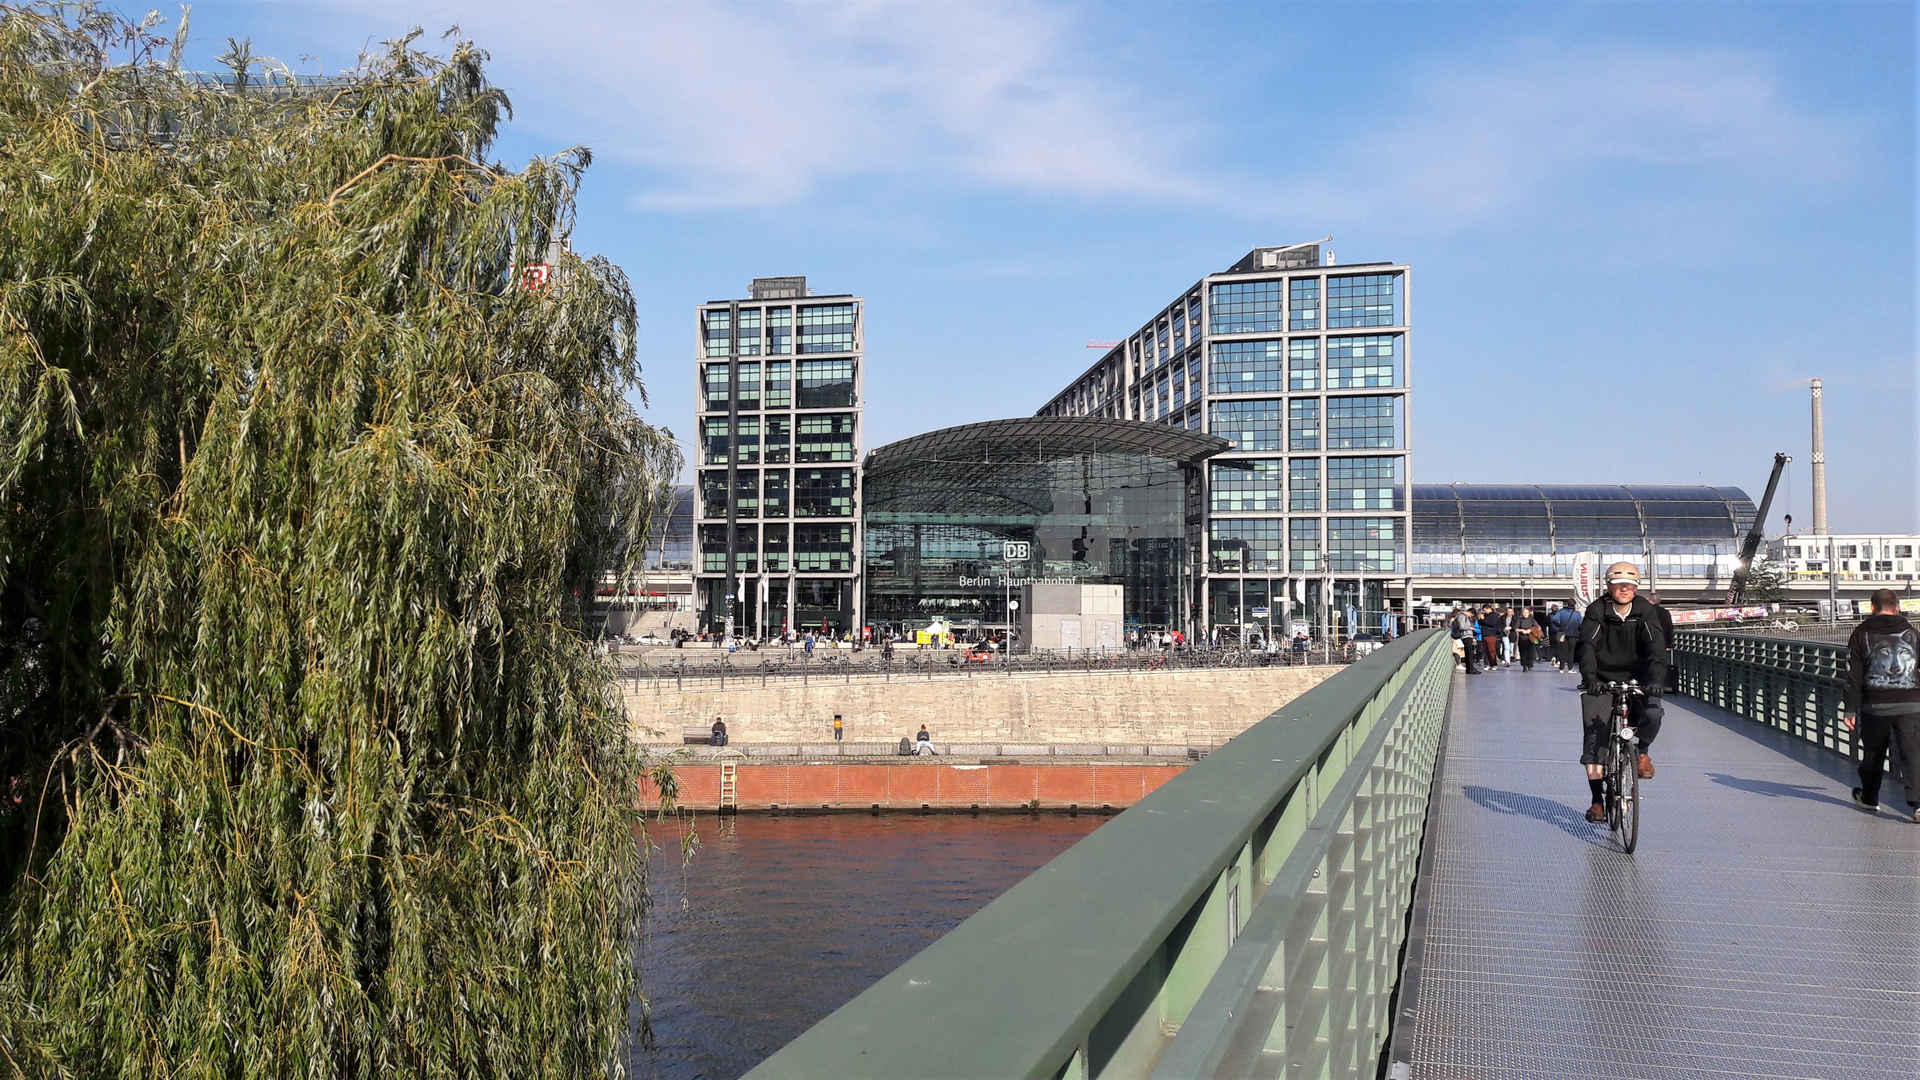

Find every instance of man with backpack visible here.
[1843,590,1920,821]
[1549,599,1583,673]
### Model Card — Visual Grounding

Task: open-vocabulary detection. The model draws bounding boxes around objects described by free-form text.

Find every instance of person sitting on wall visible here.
[710,717,728,747]
[915,724,937,756]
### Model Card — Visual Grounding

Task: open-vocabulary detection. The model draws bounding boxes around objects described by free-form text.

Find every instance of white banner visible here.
[1571,551,1601,610]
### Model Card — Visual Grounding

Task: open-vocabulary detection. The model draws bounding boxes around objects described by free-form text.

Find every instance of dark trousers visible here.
[1518,637,1538,669]
[1580,692,1664,765]
[1551,635,1573,668]
[1857,711,1920,807]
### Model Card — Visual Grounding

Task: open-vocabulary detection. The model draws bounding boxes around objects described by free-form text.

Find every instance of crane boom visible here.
[1727,452,1791,604]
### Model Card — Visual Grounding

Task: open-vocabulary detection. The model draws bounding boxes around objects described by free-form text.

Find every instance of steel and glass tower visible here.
[1037,243,1412,641]
[694,277,865,638]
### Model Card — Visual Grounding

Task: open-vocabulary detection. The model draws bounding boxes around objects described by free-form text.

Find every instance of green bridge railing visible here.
[744,629,1455,1080]
[1674,630,1862,761]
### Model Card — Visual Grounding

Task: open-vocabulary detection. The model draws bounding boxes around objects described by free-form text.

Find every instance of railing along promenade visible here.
[744,629,1454,1080]
[621,646,1356,692]
[1672,628,1863,760]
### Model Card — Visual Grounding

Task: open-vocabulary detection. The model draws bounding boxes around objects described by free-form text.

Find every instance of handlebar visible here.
[1599,679,1643,695]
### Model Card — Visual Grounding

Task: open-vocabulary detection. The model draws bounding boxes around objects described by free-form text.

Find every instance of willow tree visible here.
[0,5,680,1074]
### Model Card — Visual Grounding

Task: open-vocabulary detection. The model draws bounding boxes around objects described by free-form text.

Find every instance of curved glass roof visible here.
[1413,484,1756,556]
[866,418,1229,480]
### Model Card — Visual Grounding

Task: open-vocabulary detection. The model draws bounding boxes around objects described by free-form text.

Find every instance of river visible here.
[632,811,1109,1080]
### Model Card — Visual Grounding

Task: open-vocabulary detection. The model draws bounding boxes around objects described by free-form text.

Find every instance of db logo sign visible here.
[1003,541,1031,561]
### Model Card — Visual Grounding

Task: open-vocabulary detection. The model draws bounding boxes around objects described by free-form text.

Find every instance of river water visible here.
[631,812,1109,1080]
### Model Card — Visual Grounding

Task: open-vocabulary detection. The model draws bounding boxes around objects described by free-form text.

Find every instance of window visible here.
[1898,546,1914,558]
[1329,517,1402,572]
[699,523,757,573]
[1290,458,1319,511]
[1288,339,1319,391]
[762,470,789,517]
[1209,280,1283,334]
[1326,396,1397,449]
[1840,545,1858,558]
[762,523,789,571]
[765,360,791,408]
[701,309,731,358]
[794,468,854,517]
[1289,278,1319,331]
[1326,274,1396,328]
[1210,520,1283,572]
[1787,546,1802,558]
[1877,561,1894,572]
[1289,399,1319,451]
[797,413,856,462]
[764,416,791,463]
[1327,457,1402,511]
[1291,518,1320,572]
[767,307,793,355]
[702,417,757,465]
[1210,459,1284,512]
[1326,336,1397,388]
[797,359,855,408]
[703,364,732,411]
[735,308,762,356]
[798,303,857,353]
[733,361,760,407]
[795,523,854,571]
[1209,340,1285,394]
[1172,366,1186,410]
[1208,399,1284,452]
[699,471,728,518]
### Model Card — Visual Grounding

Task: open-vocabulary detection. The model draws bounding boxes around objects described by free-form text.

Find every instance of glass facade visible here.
[863,419,1225,633]
[1410,485,1755,582]
[696,283,864,637]
[1036,248,1413,641]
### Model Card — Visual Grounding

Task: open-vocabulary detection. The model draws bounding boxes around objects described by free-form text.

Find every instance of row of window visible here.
[1209,273,1400,335]
[1209,335,1400,394]
[1210,457,1406,513]
[702,303,859,357]
[1783,544,1913,559]
[1208,517,1404,574]
[701,413,856,465]
[1210,396,1402,452]
[698,468,854,519]
[702,359,857,411]
[697,522,855,573]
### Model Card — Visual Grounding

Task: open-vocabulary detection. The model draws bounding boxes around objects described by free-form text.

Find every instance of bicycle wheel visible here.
[1619,747,1641,853]
[1606,741,1622,833]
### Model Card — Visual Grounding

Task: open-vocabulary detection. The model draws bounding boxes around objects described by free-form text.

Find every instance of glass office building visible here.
[695,277,865,636]
[862,418,1228,635]
[1036,243,1411,638]
[1411,484,1756,597]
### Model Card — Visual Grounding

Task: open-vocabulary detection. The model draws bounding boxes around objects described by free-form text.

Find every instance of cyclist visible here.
[1575,562,1668,824]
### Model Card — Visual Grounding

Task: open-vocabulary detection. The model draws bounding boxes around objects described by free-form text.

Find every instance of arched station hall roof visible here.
[864,418,1229,521]
[865,417,1229,479]
[1412,484,1757,548]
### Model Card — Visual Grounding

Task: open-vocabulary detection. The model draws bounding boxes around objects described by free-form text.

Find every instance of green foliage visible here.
[1741,559,1787,604]
[0,5,682,1074]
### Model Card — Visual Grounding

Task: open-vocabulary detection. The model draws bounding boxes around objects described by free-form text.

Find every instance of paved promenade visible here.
[1397,664,1920,1080]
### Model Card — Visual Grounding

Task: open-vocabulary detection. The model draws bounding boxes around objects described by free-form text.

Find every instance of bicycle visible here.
[1598,679,1643,852]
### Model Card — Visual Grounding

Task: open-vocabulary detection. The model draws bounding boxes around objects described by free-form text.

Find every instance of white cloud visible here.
[438,1,1210,210]
[1262,40,1856,228]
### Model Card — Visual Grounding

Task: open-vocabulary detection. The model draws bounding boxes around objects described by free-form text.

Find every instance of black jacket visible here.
[1577,595,1667,691]
[1647,602,1674,650]
[1844,613,1920,714]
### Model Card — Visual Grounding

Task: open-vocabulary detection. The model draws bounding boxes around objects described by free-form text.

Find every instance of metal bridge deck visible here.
[1397,665,1920,1080]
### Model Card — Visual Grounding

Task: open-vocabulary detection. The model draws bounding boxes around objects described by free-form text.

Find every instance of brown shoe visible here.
[1636,754,1655,779]
[1585,802,1606,823]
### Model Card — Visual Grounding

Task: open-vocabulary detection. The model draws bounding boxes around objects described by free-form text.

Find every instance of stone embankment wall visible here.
[626,666,1335,747]
[640,761,1182,812]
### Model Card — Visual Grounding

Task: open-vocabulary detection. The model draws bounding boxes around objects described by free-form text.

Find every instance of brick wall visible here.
[639,762,1184,811]
[626,665,1334,747]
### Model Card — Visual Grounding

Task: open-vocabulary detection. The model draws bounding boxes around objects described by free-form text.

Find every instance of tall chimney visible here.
[1810,378,1828,536]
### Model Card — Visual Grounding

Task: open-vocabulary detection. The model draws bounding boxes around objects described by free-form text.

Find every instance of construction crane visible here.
[1727,452,1791,604]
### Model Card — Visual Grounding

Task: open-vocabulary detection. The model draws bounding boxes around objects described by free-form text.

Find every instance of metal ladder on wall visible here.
[719,762,738,811]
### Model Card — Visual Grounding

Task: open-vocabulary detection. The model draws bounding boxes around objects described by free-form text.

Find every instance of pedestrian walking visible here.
[1478,606,1508,670]
[1844,590,1920,821]
[1513,607,1541,671]
[1549,600,1583,672]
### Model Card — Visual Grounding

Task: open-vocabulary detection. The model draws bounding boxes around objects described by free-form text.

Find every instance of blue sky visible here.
[177,1,1915,533]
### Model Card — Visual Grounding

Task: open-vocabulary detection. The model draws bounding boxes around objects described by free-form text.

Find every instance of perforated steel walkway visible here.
[1395,666,1920,1080]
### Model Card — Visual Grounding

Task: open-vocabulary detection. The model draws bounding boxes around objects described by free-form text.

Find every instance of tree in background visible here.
[0,5,680,1074]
